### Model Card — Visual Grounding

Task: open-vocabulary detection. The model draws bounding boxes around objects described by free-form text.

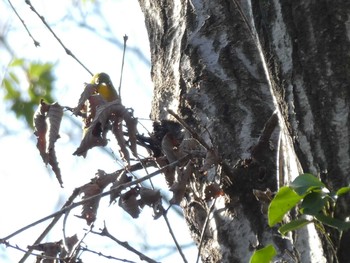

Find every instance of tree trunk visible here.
[138,0,350,262]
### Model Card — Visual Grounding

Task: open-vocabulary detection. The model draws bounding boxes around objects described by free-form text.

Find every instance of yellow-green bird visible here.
[91,72,119,102]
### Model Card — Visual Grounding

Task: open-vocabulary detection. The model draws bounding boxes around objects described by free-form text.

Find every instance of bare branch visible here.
[7,0,40,47]
[196,199,216,263]
[17,188,80,263]
[3,241,63,262]
[1,156,188,244]
[119,35,128,100]
[81,246,138,263]
[24,0,93,75]
[162,206,188,263]
[92,225,159,263]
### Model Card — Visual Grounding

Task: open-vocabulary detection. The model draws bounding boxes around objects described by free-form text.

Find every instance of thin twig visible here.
[7,0,40,47]
[62,202,71,252]
[68,227,92,260]
[92,225,159,263]
[118,35,128,99]
[196,199,217,263]
[162,206,188,263]
[1,156,188,243]
[81,246,137,263]
[4,241,63,262]
[24,0,93,76]
[18,188,81,263]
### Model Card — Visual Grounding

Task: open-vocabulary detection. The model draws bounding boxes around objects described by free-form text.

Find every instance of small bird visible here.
[91,72,118,102]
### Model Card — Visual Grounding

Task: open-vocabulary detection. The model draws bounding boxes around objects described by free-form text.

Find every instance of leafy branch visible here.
[268,173,350,233]
[4,3,227,262]
[250,173,350,262]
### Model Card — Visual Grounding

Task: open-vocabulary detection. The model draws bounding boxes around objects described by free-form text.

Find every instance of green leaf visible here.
[278,218,312,235]
[249,244,276,263]
[10,58,25,67]
[315,214,350,231]
[268,186,303,227]
[336,187,350,196]
[9,71,20,85]
[290,174,326,195]
[300,192,327,216]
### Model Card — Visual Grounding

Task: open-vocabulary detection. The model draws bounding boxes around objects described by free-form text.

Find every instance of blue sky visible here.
[0,1,199,262]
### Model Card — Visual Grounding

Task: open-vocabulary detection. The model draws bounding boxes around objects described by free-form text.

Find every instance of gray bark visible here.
[138,0,350,262]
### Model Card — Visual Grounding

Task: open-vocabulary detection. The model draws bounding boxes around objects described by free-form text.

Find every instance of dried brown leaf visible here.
[34,100,64,187]
[123,109,138,157]
[118,188,140,218]
[74,99,126,157]
[84,94,106,128]
[110,170,132,203]
[60,234,79,259]
[46,102,63,152]
[112,120,130,164]
[73,83,97,115]
[95,169,117,189]
[139,187,161,207]
[78,182,102,225]
[48,148,63,187]
[64,234,78,252]
[93,99,124,125]
[33,101,48,164]
[28,240,62,263]
[73,125,108,157]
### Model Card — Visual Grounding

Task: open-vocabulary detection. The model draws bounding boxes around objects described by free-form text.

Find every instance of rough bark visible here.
[138,0,350,262]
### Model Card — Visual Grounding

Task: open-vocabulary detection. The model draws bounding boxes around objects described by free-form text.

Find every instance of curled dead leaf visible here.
[64,234,78,253]
[123,108,138,157]
[73,125,108,157]
[33,100,64,186]
[48,148,63,187]
[74,99,138,163]
[78,182,102,225]
[61,234,79,259]
[28,240,62,263]
[139,187,161,208]
[83,94,106,128]
[110,170,132,203]
[119,188,140,218]
[33,103,48,164]
[73,83,97,115]
[95,169,117,189]
[112,120,130,164]
[46,102,63,152]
